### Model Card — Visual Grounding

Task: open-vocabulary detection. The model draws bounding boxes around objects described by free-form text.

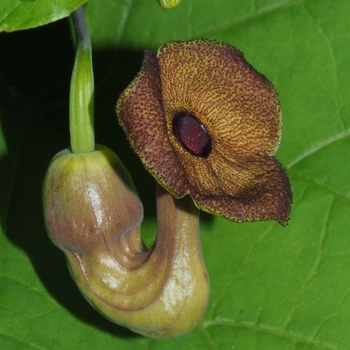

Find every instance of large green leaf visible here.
[1,0,350,349]
[0,0,87,32]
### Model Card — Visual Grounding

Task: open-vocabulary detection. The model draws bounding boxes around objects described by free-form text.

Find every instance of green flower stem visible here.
[69,6,94,154]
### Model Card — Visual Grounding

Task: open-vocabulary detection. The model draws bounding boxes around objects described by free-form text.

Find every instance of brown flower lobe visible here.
[117,40,292,225]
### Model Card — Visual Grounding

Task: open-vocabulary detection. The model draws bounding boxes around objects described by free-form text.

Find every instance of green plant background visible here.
[1,0,349,349]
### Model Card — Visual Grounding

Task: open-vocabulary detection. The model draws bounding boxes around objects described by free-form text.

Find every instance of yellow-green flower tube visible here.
[43,145,209,338]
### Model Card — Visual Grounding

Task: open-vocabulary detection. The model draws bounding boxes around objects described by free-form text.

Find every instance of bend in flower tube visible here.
[43,145,209,338]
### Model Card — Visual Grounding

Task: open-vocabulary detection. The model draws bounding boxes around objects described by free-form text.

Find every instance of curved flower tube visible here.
[117,40,292,226]
[43,145,209,338]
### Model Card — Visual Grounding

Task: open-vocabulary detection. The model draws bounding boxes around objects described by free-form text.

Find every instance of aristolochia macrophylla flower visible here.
[117,40,292,226]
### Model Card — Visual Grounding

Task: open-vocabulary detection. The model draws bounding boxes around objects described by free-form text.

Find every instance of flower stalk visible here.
[69,6,94,154]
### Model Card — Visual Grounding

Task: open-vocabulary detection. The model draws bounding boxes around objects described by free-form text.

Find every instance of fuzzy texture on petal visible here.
[117,40,292,226]
[117,51,188,196]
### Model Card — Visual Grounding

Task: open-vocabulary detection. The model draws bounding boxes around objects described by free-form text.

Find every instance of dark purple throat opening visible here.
[173,112,212,157]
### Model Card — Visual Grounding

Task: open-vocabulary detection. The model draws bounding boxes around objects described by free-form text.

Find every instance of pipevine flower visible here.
[117,40,292,226]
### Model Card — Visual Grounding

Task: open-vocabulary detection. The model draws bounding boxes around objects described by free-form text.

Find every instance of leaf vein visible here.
[283,196,334,332]
[199,0,305,37]
[203,319,337,350]
[303,1,345,131]
[198,323,219,350]
[288,170,350,204]
[286,130,350,169]
[211,224,275,318]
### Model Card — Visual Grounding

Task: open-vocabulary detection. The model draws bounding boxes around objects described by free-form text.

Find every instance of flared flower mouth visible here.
[117,40,292,226]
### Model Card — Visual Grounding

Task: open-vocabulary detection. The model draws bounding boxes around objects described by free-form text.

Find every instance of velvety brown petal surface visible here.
[117,40,292,225]
[117,51,188,196]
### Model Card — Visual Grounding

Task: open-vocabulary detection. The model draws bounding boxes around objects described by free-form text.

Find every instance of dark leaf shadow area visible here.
[0,19,149,339]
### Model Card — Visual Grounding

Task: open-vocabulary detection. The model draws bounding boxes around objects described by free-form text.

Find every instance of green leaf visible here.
[1,0,350,349]
[0,0,87,32]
